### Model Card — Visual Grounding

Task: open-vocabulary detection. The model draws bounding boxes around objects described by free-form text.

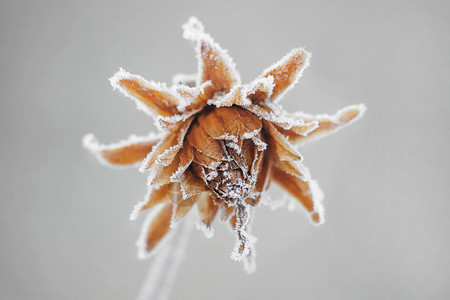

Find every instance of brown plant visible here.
[84,17,365,272]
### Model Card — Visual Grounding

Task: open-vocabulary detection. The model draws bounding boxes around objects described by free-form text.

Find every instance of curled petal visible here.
[172,189,201,225]
[179,171,209,199]
[182,17,241,93]
[279,104,366,145]
[150,144,194,186]
[196,193,219,237]
[264,121,302,162]
[173,81,214,112]
[198,106,262,141]
[220,204,235,221]
[246,103,318,136]
[187,121,228,162]
[137,203,174,258]
[272,165,324,224]
[251,48,310,103]
[83,133,161,167]
[110,68,181,117]
[248,151,272,206]
[245,76,274,103]
[140,116,194,172]
[208,86,251,107]
[135,184,174,215]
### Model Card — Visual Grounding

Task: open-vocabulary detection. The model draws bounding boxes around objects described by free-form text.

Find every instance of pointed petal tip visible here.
[311,211,325,225]
[195,221,214,238]
[136,203,174,259]
[182,16,205,41]
[109,67,131,90]
[337,103,367,125]
[82,133,97,150]
[257,47,311,102]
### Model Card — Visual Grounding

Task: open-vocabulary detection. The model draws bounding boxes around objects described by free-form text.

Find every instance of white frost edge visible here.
[83,132,162,169]
[295,104,367,146]
[170,201,197,229]
[182,17,242,88]
[109,68,182,119]
[130,185,166,221]
[248,103,318,133]
[195,219,214,239]
[257,48,311,103]
[174,81,213,112]
[138,133,170,173]
[245,76,275,100]
[136,204,174,260]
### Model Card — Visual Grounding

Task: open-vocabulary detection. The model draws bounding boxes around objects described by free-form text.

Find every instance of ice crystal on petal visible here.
[84,17,365,273]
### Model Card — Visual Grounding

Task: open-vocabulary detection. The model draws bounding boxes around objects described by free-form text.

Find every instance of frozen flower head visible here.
[84,17,365,273]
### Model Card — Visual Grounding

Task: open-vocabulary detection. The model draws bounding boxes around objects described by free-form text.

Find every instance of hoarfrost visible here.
[169,161,193,183]
[173,81,213,112]
[227,203,257,274]
[248,104,318,134]
[257,48,311,103]
[251,135,267,151]
[155,108,199,132]
[182,17,241,88]
[294,104,367,146]
[207,86,251,108]
[195,220,214,239]
[136,204,174,260]
[83,132,162,169]
[245,76,275,99]
[109,68,182,119]
[130,185,163,221]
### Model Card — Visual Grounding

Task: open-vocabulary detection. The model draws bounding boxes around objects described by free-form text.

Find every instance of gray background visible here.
[1,0,449,299]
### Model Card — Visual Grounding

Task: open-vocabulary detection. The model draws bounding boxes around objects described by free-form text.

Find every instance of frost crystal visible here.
[84,17,366,274]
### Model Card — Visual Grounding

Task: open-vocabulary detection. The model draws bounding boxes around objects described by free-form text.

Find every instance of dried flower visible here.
[84,17,365,272]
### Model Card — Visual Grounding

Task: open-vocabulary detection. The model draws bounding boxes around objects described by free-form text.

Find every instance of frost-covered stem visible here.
[137,218,193,300]
[231,202,251,260]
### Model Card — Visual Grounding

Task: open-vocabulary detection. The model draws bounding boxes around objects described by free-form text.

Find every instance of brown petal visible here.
[83,134,160,166]
[199,40,238,92]
[143,202,174,253]
[251,48,309,103]
[198,106,262,140]
[279,105,366,145]
[179,171,209,199]
[221,203,235,221]
[197,193,219,229]
[183,17,240,93]
[247,150,271,206]
[192,148,221,168]
[246,103,318,136]
[141,116,194,171]
[173,81,215,112]
[211,87,251,107]
[264,121,302,161]
[227,139,254,175]
[246,77,274,104]
[229,214,237,230]
[140,184,174,212]
[151,145,194,186]
[275,159,308,181]
[186,121,227,162]
[173,190,201,223]
[272,165,322,224]
[110,69,180,117]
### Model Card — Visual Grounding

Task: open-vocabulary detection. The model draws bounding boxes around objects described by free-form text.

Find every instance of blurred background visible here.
[1,0,449,299]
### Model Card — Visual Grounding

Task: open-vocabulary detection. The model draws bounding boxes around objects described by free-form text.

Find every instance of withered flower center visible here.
[186,105,265,206]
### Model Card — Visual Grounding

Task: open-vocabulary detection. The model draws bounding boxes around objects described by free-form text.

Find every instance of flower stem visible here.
[136,218,193,300]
